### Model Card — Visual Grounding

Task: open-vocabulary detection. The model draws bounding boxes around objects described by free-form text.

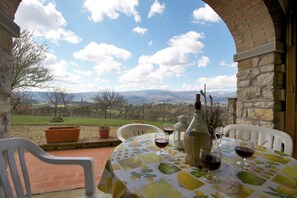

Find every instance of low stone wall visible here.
[40,138,121,151]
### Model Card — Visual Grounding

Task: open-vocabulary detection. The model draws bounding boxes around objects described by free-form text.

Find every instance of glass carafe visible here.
[184,94,212,167]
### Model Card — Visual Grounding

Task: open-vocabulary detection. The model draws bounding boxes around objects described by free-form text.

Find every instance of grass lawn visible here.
[10,115,163,145]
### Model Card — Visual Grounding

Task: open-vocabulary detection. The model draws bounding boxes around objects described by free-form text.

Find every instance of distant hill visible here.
[26,90,236,104]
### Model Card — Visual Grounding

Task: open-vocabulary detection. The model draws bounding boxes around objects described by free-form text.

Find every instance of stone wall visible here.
[235,51,285,129]
[204,0,279,52]
[0,47,11,139]
[203,0,286,130]
[0,0,21,140]
[227,98,237,124]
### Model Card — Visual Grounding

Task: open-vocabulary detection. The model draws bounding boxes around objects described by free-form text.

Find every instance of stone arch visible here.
[205,0,287,130]
[205,0,284,51]
[0,0,296,155]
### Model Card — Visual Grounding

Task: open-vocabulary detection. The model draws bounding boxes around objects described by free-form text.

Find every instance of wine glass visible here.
[163,123,174,136]
[235,139,254,169]
[215,127,224,145]
[200,146,221,183]
[155,131,169,156]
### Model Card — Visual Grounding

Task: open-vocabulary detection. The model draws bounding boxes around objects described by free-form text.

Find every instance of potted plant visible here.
[99,126,110,138]
[44,126,80,143]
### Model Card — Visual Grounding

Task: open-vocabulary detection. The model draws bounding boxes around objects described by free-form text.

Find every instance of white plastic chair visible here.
[0,137,106,198]
[223,124,293,155]
[117,123,162,142]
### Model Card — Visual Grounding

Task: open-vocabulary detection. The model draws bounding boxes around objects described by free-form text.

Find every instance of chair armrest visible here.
[22,141,96,197]
[36,152,96,197]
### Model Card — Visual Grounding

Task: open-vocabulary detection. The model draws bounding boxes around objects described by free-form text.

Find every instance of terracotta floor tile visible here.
[12,147,114,195]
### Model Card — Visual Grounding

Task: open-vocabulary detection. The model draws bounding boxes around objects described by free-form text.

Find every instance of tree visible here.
[45,88,62,117]
[11,91,36,111]
[92,89,126,119]
[59,89,74,116]
[11,30,52,91]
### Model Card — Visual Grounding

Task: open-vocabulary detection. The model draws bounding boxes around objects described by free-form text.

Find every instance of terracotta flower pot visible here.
[44,126,80,143]
[99,127,110,138]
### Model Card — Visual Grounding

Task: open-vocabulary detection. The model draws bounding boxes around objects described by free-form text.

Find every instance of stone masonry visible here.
[0,47,11,139]
[236,52,285,129]
[0,0,20,139]
[227,98,237,124]
[204,0,287,131]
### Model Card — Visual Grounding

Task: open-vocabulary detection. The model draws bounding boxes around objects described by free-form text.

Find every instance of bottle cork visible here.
[195,94,201,109]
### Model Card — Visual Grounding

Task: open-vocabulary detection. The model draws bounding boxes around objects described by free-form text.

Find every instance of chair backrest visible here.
[223,124,293,155]
[0,138,98,198]
[117,123,162,142]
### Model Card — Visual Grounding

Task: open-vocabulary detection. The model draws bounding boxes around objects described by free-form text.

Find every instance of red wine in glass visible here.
[155,138,169,148]
[199,146,221,183]
[235,146,254,158]
[163,123,174,135]
[155,131,169,156]
[164,127,174,135]
[200,154,221,171]
[235,140,254,169]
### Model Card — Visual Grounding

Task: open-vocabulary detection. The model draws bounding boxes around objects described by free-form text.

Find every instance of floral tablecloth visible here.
[98,133,297,198]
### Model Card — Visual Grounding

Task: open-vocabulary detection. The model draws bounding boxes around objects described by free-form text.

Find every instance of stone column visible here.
[0,6,20,139]
[0,46,11,139]
[234,42,285,129]
[0,4,21,196]
[227,98,237,124]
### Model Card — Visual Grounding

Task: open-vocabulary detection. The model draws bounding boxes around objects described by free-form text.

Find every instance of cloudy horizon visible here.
[15,0,237,93]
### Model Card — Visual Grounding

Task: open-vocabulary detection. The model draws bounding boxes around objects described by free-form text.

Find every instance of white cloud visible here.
[220,61,238,68]
[198,75,236,90]
[73,69,93,76]
[83,0,141,22]
[181,83,195,91]
[43,54,82,85]
[73,42,131,75]
[39,53,100,92]
[181,74,236,91]
[219,61,226,66]
[148,40,154,46]
[119,31,205,88]
[148,0,165,18]
[230,63,237,68]
[94,77,110,83]
[192,4,221,24]
[197,56,210,67]
[15,0,81,44]
[133,27,148,35]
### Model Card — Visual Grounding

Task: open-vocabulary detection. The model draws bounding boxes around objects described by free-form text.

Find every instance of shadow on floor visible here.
[32,188,112,198]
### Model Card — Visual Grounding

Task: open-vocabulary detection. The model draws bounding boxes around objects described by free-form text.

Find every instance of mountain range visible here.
[28,90,236,105]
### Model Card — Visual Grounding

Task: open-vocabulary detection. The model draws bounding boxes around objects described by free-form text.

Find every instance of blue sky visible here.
[15,0,237,93]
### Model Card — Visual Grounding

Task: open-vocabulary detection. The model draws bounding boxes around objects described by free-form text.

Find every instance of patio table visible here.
[98,133,297,197]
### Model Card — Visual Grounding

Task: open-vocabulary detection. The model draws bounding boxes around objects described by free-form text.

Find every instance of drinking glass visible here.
[163,123,174,136]
[215,127,224,145]
[235,139,254,169]
[200,146,221,183]
[155,131,169,156]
